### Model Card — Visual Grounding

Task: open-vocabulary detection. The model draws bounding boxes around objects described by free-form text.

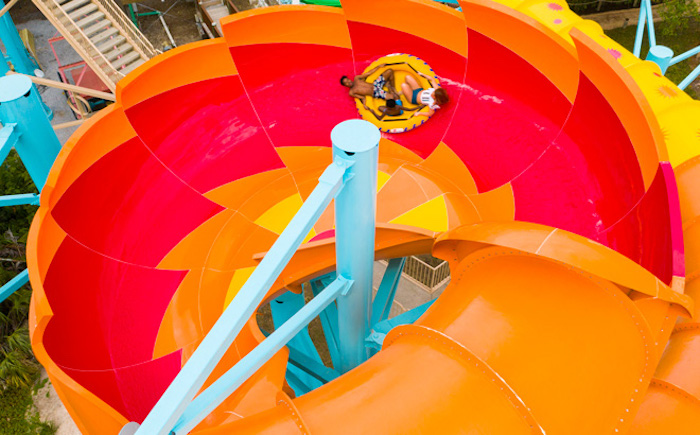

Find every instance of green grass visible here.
[607,19,700,99]
[0,380,57,435]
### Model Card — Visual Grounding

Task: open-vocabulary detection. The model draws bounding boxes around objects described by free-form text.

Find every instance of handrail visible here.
[133,158,354,435]
[92,0,159,58]
[32,0,121,90]
[7,71,116,100]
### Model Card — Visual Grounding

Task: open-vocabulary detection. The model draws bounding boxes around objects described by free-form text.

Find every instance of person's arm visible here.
[358,64,387,80]
[413,105,434,117]
[417,71,439,89]
[368,107,386,121]
[401,105,421,112]
[349,91,367,107]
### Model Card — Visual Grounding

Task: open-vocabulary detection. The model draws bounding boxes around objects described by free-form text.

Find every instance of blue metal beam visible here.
[0,123,18,165]
[633,0,646,57]
[332,119,380,373]
[365,299,436,351]
[134,159,352,435]
[0,268,28,304]
[310,275,341,367]
[0,75,60,189]
[670,45,700,67]
[679,62,700,90]
[270,290,324,394]
[0,193,40,206]
[371,257,406,327]
[287,345,340,384]
[170,276,353,435]
[644,0,656,47]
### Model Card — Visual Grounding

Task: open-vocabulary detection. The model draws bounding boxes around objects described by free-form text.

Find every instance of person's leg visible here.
[401,83,413,101]
[405,74,420,90]
[382,69,399,99]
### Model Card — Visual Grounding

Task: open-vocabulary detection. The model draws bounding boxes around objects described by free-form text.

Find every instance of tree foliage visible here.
[659,0,700,37]
[0,151,39,391]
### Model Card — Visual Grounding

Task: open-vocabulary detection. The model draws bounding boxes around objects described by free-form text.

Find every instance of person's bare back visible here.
[340,65,399,107]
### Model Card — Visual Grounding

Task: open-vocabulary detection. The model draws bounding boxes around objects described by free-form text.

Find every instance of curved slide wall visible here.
[26,0,700,433]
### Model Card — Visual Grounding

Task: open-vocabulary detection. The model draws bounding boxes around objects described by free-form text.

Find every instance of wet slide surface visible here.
[27,0,700,433]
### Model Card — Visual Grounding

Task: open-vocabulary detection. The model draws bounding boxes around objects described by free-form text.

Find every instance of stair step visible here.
[112,51,140,69]
[89,26,119,45]
[60,0,89,12]
[120,59,145,76]
[95,35,125,52]
[104,43,133,62]
[75,11,105,28]
[68,3,98,20]
[83,19,112,36]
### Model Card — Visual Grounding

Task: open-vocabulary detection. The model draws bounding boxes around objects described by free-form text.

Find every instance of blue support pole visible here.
[0,122,18,164]
[0,193,40,206]
[270,290,324,395]
[646,45,674,74]
[0,0,36,75]
[287,346,340,384]
[331,119,380,373]
[633,0,646,57]
[170,276,353,435]
[644,0,656,48]
[679,62,700,90]
[670,45,700,67]
[370,257,405,327]
[365,299,436,352]
[0,268,28,304]
[134,159,352,435]
[0,75,60,189]
[310,275,341,367]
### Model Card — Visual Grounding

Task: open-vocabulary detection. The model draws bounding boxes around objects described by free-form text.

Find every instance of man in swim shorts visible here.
[400,71,449,117]
[340,65,400,108]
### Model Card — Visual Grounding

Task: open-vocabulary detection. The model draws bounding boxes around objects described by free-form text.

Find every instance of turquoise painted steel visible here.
[310,274,341,367]
[671,45,700,67]
[371,257,406,327]
[646,45,673,74]
[270,290,324,394]
[288,346,340,384]
[644,0,656,47]
[331,119,380,373]
[0,193,40,206]
[679,62,700,90]
[134,158,352,435]
[0,0,36,75]
[365,299,436,351]
[170,276,353,435]
[633,0,646,58]
[0,123,18,164]
[0,268,28,304]
[0,75,60,189]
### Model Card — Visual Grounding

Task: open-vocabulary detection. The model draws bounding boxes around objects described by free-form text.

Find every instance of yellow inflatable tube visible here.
[356,53,440,133]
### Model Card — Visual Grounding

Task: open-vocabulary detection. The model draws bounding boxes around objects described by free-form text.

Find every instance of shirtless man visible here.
[340,65,399,107]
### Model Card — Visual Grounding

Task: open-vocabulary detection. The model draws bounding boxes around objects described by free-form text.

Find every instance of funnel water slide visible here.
[27,0,700,433]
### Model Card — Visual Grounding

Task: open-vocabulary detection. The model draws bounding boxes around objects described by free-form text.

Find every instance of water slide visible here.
[26,0,700,433]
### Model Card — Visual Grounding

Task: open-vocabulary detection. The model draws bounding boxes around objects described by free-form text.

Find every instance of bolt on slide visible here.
[26,0,700,433]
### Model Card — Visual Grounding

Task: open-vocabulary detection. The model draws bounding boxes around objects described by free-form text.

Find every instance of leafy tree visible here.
[659,0,700,37]
[0,151,39,391]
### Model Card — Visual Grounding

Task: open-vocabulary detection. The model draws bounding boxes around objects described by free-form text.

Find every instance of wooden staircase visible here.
[32,0,159,92]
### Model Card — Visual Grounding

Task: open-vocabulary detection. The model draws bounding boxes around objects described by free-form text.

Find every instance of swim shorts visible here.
[373,75,387,99]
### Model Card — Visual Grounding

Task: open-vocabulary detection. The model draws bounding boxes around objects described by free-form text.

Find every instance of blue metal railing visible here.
[633,0,700,90]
